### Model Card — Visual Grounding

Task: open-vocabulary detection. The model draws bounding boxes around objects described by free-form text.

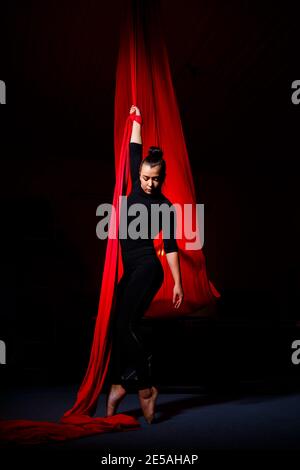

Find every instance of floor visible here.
[1,381,300,460]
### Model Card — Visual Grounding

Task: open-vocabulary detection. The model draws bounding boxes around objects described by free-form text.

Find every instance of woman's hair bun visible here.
[141,145,166,183]
[148,146,163,161]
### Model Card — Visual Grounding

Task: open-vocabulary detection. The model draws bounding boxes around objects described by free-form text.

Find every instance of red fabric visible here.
[129,113,142,124]
[0,0,220,446]
[114,0,220,318]
[0,415,140,446]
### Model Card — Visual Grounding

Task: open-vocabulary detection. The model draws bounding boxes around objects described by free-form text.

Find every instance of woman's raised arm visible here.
[130,105,142,144]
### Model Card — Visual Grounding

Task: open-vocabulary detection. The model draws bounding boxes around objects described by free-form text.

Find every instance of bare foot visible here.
[138,386,158,424]
[106,384,127,417]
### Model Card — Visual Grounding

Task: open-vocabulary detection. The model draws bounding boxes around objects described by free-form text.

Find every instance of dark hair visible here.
[139,146,166,183]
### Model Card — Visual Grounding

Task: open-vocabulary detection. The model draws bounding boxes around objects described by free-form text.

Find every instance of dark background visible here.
[0,0,299,388]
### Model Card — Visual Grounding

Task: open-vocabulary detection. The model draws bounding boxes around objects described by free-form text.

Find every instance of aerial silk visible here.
[0,0,219,446]
[114,0,220,318]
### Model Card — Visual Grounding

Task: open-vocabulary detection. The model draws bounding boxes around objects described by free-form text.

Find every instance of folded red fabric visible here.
[0,414,140,446]
[129,113,142,124]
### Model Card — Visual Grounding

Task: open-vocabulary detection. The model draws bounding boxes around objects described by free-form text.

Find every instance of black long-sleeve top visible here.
[119,143,178,255]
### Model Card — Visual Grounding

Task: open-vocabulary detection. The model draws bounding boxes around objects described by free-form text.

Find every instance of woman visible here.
[106,105,184,424]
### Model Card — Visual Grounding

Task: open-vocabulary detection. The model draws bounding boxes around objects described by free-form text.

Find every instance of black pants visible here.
[108,247,164,391]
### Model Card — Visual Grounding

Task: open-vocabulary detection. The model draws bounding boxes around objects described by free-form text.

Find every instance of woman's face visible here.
[139,163,162,195]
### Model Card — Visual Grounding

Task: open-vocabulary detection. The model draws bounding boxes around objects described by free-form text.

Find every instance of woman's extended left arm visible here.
[166,252,184,309]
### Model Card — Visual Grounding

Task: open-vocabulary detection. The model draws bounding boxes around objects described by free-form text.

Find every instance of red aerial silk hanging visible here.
[0,0,219,446]
[114,0,220,318]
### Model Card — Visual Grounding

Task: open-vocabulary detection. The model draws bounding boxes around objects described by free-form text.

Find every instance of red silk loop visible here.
[129,113,142,124]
